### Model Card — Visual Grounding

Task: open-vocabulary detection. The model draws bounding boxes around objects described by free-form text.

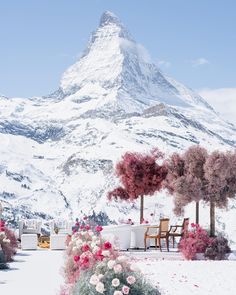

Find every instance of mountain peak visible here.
[99,11,121,27]
[60,11,213,113]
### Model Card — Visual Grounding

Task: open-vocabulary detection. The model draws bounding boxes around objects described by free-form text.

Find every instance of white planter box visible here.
[130,225,150,249]
[102,224,131,251]
[50,234,67,250]
[21,234,38,250]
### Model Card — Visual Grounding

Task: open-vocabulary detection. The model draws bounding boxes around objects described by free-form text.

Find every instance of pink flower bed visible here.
[60,218,160,295]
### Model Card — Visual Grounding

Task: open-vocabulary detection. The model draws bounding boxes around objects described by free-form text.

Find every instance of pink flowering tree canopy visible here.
[204,149,236,236]
[164,145,208,221]
[164,145,236,236]
[108,150,167,223]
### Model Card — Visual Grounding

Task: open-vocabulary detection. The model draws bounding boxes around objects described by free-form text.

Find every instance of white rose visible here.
[113,264,122,273]
[96,282,105,294]
[107,260,116,269]
[90,274,99,285]
[76,239,83,246]
[102,250,110,257]
[114,291,123,295]
[112,278,120,287]
[117,255,127,263]
[92,246,99,254]
[72,246,78,253]
[98,274,104,280]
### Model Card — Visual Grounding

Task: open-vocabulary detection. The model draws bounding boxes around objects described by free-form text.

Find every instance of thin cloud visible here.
[199,88,236,125]
[157,60,171,68]
[191,58,209,67]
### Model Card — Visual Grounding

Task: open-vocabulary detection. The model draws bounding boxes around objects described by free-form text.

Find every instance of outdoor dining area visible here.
[18,217,189,252]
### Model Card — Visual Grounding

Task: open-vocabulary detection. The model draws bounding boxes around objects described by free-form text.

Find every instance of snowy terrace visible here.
[1,249,236,295]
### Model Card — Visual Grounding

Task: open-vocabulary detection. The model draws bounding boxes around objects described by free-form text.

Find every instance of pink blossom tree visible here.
[165,146,236,236]
[164,145,208,224]
[204,149,236,236]
[108,150,167,223]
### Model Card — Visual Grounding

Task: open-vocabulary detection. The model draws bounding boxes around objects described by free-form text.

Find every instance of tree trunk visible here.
[210,200,216,237]
[140,195,144,224]
[195,201,199,224]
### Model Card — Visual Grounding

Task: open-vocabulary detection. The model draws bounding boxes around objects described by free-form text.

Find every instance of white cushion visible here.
[21,234,38,250]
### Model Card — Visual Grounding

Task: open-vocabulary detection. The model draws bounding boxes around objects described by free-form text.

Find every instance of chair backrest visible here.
[19,219,42,237]
[181,218,189,235]
[159,218,169,234]
[50,220,73,235]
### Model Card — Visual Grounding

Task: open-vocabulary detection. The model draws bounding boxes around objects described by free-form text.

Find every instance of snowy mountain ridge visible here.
[0,11,236,243]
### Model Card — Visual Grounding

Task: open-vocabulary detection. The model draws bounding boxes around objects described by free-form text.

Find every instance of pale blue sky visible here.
[0,0,235,98]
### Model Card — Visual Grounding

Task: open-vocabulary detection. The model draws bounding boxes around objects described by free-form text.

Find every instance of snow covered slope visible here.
[0,11,236,242]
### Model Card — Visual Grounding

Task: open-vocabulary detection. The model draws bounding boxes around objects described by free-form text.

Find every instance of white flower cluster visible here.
[89,255,137,294]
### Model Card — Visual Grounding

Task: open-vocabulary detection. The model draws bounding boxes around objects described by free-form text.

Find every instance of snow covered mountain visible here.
[1,11,236,242]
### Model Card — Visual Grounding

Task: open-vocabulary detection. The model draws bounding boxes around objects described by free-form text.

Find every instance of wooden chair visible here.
[144,218,170,252]
[168,218,189,247]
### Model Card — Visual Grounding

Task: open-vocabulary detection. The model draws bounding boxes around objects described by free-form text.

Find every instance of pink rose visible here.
[122,285,130,294]
[73,255,80,263]
[80,256,89,268]
[82,244,90,252]
[126,275,136,285]
[95,249,104,261]
[96,225,103,232]
[103,241,112,250]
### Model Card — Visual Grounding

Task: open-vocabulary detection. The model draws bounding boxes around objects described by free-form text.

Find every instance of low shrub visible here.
[73,265,160,295]
[179,223,212,260]
[0,248,8,270]
[0,220,17,262]
[204,235,231,260]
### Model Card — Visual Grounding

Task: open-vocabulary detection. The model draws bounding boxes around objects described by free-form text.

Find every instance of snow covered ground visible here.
[0,250,64,295]
[0,250,236,295]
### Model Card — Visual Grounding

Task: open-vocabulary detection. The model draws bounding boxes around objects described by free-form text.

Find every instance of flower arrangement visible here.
[179,223,212,260]
[61,218,160,295]
[0,220,17,262]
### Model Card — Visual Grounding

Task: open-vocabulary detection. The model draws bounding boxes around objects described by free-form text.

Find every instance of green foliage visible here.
[73,268,160,295]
